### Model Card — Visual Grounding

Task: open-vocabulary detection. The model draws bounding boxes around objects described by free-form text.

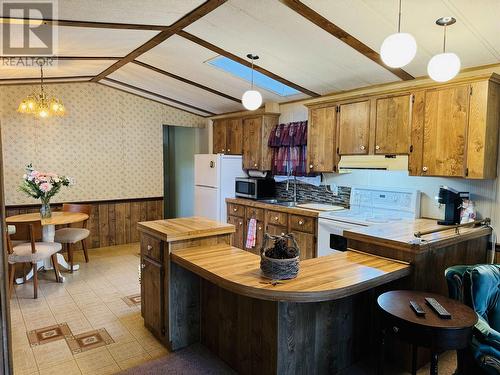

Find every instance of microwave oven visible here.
[235,177,276,200]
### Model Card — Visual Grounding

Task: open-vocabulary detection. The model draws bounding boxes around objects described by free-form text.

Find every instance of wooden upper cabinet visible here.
[338,100,371,155]
[242,115,277,171]
[212,119,227,154]
[422,85,469,177]
[374,94,411,154]
[226,118,243,155]
[307,106,337,173]
[212,118,243,155]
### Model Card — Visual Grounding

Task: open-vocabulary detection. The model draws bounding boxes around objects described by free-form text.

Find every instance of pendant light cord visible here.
[443,25,447,53]
[250,58,254,90]
[397,0,402,33]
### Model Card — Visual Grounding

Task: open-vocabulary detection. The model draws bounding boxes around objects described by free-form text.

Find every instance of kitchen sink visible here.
[258,199,279,204]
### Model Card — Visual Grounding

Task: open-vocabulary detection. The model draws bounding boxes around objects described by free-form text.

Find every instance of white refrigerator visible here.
[194,154,246,223]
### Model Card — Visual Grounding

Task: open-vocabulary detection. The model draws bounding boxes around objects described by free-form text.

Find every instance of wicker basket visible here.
[260,233,300,280]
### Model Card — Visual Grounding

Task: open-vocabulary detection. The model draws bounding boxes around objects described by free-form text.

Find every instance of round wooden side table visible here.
[377,290,477,375]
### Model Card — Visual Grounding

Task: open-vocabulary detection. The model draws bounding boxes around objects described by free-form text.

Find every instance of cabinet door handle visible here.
[147,245,152,251]
[360,145,366,150]
[233,208,238,212]
[239,221,243,225]
[274,216,279,221]
[254,163,258,167]
[281,232,285,236]
[141,263,145,269]
[309,164,313,169]
[375,145,380,150]
[227,149,231,152]
[258,226,262,231]
[222,149,225,152]
[298,220,304,225]
[422,166,428,172]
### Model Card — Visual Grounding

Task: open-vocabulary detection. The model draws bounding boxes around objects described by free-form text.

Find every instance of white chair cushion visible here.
[7,225,16,235]
[9,242,62,263]
[54,228,90,244]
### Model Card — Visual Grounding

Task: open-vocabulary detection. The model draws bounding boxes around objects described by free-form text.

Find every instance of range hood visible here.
[338,155,408,171]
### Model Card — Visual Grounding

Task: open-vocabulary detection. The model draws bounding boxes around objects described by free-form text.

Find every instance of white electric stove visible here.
[317,186,421,256]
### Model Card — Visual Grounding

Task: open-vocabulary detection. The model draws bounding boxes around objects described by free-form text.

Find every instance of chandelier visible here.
[17,62,66,118]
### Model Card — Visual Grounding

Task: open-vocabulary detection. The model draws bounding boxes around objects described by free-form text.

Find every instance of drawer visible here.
[267,224,288,237]
[228,203,245,217]
[266,210,288,227]
[245,207,264,221]
[289,214,315,234]
[140,234,162,262]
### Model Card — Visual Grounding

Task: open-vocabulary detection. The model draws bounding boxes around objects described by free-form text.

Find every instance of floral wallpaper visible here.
[0,82,206,205]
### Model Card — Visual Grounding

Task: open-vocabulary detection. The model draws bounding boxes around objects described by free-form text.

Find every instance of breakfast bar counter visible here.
[138,217,411,374]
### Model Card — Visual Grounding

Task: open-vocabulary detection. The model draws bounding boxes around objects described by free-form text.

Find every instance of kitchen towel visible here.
[245,218,257,249]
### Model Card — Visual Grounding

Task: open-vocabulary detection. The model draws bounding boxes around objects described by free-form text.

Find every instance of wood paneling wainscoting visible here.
[6,197,163,249]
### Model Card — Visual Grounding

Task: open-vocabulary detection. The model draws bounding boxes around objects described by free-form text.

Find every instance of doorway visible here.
[163,125,202,219]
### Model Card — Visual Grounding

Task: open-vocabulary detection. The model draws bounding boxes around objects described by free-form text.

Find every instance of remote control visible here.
[409,300,426,316]
[425,297,451,319]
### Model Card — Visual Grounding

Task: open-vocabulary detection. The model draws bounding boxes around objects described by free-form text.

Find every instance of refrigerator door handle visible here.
[209,161,215,168]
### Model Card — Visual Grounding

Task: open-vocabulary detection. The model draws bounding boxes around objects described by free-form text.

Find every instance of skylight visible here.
[207,56,300,97]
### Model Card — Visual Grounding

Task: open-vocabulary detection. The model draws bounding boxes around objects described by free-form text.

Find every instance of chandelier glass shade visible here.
[242,54,262,111]
[18,65,66,118]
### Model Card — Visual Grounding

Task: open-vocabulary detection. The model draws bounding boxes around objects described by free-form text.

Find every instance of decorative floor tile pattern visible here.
[27,323,72,347]
[10,243,167,375]
[122,294,141,307]
[66,329,114,354]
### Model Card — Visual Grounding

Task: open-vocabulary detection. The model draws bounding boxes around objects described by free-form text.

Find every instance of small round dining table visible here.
[6,211,89,283]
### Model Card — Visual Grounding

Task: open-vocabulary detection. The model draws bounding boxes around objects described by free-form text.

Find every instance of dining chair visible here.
[6,220,62,299]
[54,203,91,272]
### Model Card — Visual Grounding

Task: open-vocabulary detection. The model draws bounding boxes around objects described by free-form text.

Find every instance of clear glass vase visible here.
[40,201,52,218]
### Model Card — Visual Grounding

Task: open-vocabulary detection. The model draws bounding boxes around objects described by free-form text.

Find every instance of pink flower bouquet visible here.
[19,164,73,218]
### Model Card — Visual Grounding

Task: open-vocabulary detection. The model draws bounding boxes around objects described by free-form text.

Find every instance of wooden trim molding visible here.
[102,77,215,115]
[0,17,166,30]
[6,197,164,250]
[133,60,241,103]
[91,0,228,82]
[177,30,321,98]
[279,0,414,81]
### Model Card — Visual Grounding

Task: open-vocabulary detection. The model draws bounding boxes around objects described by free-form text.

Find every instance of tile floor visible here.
[10,243,168,375]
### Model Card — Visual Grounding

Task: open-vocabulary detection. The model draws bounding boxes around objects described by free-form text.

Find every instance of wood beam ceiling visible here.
[0,17,165,31]
[177,31,320,97]
[91,0,227,82]
[102,77,215,115]
[133,60,241,103]
[279,0,414,81]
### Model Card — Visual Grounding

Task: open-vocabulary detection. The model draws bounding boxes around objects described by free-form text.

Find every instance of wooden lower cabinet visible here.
[290,230,316,260]
[228,215,245,249]
[266,224,288,237]
[140,254,165,340]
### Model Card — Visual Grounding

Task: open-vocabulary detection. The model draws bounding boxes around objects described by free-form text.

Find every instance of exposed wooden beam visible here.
[0,75,93,83]
[278,0,414,81]
[0,17,165,30]
[177,31,320,97]
[102,77,215,115]
[97,82,208,117]
[91,0,227,82]
[133,60,241,103]
[0,56,121,60]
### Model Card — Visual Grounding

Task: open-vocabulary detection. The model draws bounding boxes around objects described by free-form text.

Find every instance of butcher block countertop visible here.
[344,218,492,252]
[137,217,234,242]
[171,244,410,302]
[226,197,331,217]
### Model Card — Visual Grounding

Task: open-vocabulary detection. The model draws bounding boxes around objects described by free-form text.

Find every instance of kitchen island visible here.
[138,217,410,374]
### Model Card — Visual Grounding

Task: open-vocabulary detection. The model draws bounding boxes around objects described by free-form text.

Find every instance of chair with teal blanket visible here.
[445,264,500,374]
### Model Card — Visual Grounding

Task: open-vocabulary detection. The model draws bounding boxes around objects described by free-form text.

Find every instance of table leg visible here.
[430,352,438,375]
[41,224,79,281]
[411,344,418,375]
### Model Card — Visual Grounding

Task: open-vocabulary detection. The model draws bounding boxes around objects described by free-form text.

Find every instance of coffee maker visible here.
[437,186,469,225]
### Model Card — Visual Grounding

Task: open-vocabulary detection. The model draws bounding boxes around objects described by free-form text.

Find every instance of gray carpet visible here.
[120,344,236,375]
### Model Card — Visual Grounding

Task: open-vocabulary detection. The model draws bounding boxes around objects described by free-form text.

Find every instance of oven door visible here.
[317,218,367,257]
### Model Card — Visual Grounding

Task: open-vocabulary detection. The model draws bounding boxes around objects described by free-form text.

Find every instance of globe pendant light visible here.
[242,54,262,111]
[380,0,417,68]
[427,17,460,82]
